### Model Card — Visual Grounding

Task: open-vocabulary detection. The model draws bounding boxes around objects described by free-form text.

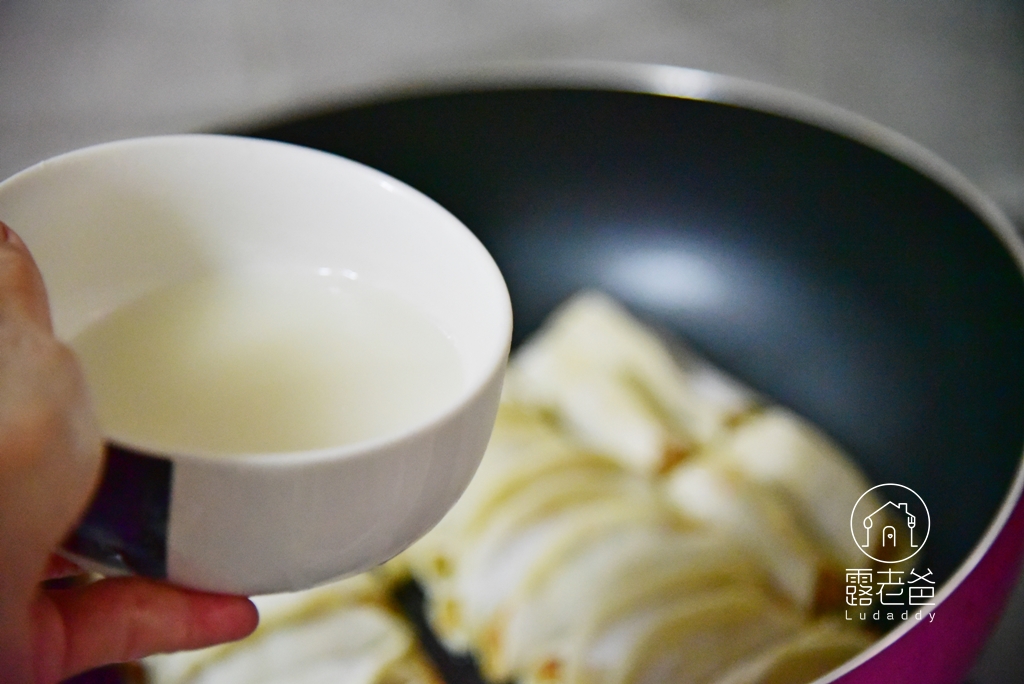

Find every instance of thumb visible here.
[0,219,104,680]
[0,220,100,573]
[0,221,54,333]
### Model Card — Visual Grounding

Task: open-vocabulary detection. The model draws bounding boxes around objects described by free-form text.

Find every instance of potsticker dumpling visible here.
[701,407,879,570]
[145,573,440,684]
[560,586,803,684]
[663,459,828,611]
[710,619,875,684]
[505,292,756,474]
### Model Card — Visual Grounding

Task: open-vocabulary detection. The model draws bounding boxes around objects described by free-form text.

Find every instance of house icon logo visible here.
[850,483,930,564]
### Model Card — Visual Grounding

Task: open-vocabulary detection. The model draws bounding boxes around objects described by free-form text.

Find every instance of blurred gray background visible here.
[1,1,1022,681]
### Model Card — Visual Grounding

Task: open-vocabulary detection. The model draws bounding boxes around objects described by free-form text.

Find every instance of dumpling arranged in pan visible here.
[396,292,882,684]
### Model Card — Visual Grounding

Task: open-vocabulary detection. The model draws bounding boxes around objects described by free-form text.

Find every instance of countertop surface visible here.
[1,1,1022,681]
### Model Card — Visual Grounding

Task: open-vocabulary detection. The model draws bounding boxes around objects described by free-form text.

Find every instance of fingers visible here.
[43,555,85,581]
[0,221,53,333]
[32,577,259,684]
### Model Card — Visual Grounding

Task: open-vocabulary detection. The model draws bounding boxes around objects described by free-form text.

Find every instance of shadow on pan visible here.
[233,82,1024,673]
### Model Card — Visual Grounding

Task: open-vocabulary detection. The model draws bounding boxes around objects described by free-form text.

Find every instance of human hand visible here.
[0,221,258,684]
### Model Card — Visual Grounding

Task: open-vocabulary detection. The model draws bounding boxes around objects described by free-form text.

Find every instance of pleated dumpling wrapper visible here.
[709,619,875,684]
[504,292,755,474]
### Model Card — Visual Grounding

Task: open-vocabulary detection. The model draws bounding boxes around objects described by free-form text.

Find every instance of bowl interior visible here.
[239,87,1024,587]
[0,135,510,449]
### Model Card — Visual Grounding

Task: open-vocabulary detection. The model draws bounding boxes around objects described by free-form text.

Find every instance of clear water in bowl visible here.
[71,271,464,455]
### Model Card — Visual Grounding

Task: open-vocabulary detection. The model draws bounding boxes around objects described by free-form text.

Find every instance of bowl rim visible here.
[232,59,1024,679]
[0,132,514,467]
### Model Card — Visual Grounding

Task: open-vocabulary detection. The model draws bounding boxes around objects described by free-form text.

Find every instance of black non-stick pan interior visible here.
[237,85,1024,594]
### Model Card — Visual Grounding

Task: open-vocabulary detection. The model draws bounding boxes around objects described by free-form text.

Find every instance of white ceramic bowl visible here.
[0,134,512,595]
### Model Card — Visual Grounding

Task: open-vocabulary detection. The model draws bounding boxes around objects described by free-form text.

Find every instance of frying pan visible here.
[223,63,1024,684]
